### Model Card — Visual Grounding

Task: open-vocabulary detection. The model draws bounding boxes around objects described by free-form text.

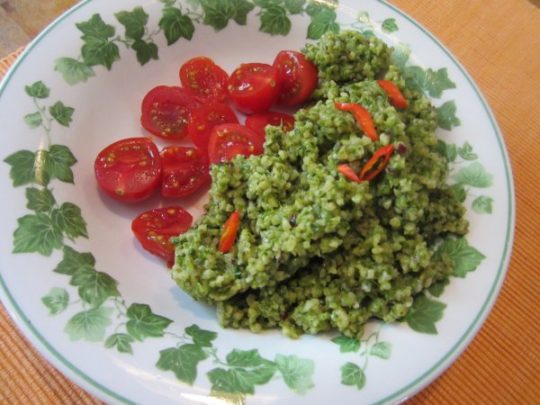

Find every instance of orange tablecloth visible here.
[1,1,539,403]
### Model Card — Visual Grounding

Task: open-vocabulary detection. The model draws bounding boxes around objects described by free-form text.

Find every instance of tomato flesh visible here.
[141,86,199,140]
[227,63,279,114]
[218,211,240,253]
[160,146,210,198]
[273,50,318,106]
[208,124,264,165]
[132,206,193,266]
[180,56,229,103]
[188,103,239,152]
[94,137,161,203]
[245,111,295,139]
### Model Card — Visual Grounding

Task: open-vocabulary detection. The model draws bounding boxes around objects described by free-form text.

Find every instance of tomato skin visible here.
[208,124,264,165]
[245,111,295,139]
[94,137,161,203]
[179,56,229,103]
[273,50,318,106]
[188,103,239,152]
[140,85,199,140]
[227,63,280,114]
[132,206,193,266]
[160,146,211,198]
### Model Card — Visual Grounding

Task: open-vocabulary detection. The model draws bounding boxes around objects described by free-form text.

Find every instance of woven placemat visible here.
[1,0,539,402]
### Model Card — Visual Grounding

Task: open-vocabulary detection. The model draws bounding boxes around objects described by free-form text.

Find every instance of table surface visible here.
[1,0,539,403]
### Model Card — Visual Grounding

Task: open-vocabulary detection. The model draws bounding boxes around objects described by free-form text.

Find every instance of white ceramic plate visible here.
[0,0,514,403]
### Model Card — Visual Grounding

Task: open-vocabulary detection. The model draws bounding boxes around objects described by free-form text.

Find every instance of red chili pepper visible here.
[218,211,240,253]
[377,80,409,110]
[359,144,395,181]
[335,102,378,141]
[337,164,361,183]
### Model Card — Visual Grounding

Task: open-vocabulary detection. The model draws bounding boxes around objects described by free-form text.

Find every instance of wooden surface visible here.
[1,0,539,403]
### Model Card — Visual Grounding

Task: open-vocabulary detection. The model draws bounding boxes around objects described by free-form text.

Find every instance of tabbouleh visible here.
[171,30,468,339]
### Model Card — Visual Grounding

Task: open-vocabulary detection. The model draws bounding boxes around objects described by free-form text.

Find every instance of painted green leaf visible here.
[428,278,450,298]
[156,344,207,384]
[231,0,255,25]
[159,7,195,45]
[381,18,398,33]
[25,81,50,99]
[207,363,275,395]
[340,362,365,390]
[65,306,113,342]
[435,140,457,162]
[458,141,478,160]
[472,196,493,214]
[200,0,234,30]
[131,39,159,65]
[448,183,467,203]
[391,43,411,69]
[70,269,119,307]
[161,0,176,6]
[226,349,266,368]
[49,101,75,127]
[455,161,493,188]
[185,324,217,347]
[51,202,88,239]
[47,144,77,184]
[405,294,446,334]
[41,287,69,315]
[331,335,361,353]
[13,213,63,256]
[54,245,95,275]
[54,57,95,85]
[356,11,370,23]
[405,66,456,98]
[275,354,315,395]
[105,333,135,354]
[4,150,37,187]
[76,14,115,40]
[81,37,120,70]
[259,5,292,36]
[115,7,148,40]
[284,0,305,14]
[25,187,55,213]
[436,238,486,277]
[24,112,43,128]
[369,342,391,359]
[307,8,339,39]
[436,100,461,130]
[126,303,172,340]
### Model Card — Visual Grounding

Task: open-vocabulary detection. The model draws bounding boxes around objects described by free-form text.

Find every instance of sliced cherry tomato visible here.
[141,85,199,140]
[227,63,279,114]
[377,80,409,109]
[218,211,240,253]
[160,146,210,198]
[132,206,193,267]
[273,50,318,106]
[208,124,264,165]
[245,111,295,139]
[94,137,161,203]
[179,56,229,103]
[188,103,239,152]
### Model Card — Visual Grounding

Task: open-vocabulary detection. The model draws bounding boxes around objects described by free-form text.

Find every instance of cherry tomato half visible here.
[179,56,229,103]
[245,111,295,140]
[227,63,279,114]
[140,86,199,140]
[94,137,161,203]
[160,146,210,198]
[132,206,193,267]
[208,124,264,165]
[188,103,239,152]
[273,50,318,106]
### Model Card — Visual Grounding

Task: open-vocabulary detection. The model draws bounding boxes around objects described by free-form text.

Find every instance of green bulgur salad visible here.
[171,30,468,339]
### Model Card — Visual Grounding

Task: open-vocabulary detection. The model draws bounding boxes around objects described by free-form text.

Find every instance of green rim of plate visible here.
[0,0,515,404]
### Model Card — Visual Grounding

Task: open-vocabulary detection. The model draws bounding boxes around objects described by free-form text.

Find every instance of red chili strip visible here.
[218,211,240,253]
[337,164,362,183]
[359,144,395,182]
[377,80,409,110]
[335,102,378,141]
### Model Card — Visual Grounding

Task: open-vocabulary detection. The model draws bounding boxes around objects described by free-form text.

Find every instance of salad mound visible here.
[171,30,468,338]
